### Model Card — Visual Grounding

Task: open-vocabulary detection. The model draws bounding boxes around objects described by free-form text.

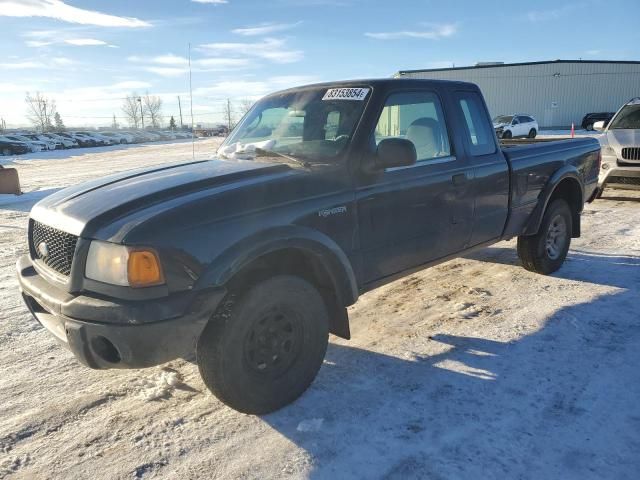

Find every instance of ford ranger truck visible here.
[17,79,601,414]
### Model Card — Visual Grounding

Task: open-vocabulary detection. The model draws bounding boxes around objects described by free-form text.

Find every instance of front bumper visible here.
[599,162,640,191]
[16,255,225,369]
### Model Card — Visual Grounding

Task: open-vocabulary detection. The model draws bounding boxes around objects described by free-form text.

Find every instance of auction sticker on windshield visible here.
[322,88,370,101]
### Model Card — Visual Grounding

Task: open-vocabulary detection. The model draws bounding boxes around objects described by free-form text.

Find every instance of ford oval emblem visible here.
[37,241,49,257]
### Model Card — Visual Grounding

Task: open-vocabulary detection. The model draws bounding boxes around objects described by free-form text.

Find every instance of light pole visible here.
[137,97,145,129]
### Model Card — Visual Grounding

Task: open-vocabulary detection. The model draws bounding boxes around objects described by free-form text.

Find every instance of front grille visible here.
[621,147,640,161]
[30,220,78,276]
[607,176,640,186]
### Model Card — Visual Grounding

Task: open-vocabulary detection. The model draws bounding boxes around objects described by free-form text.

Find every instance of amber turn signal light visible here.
[127,249,164,287]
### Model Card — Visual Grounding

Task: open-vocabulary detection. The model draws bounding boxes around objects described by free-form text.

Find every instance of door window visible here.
[374,91,451,163]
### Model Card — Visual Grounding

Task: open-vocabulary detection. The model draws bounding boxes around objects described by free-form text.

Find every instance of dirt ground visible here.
[1,139,639,479]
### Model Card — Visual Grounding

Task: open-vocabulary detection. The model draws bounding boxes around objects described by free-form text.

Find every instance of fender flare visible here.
[195,225,359,307]
[524,167,584,236]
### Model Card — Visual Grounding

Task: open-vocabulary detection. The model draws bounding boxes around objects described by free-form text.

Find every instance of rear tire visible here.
[197,275,329,414]
[517,199,572,275]
[528,128,537,138]
[585,123,594,131]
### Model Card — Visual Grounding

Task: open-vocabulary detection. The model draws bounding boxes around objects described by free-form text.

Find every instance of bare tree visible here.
[122,93,142,129]
[238,98,254,117]
[223,98,235,133]
[142,93,163,128]
[25,92,57,132]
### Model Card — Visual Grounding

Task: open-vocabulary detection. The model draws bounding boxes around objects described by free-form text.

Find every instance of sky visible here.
[0,0,638,128]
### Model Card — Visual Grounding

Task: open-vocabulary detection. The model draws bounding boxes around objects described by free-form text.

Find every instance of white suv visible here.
[594,97,640,196]
[493,114,538,139]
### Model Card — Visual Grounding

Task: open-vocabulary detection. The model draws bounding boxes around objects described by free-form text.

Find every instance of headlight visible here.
[85,241,164,287]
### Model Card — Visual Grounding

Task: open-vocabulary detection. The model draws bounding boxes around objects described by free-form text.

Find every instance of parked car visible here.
[2,134,46,152]
[493,114,538,139]
[76,131,114,146]
[0,138,31,156]
[43,133,78,149]
[23,134,57,150]
[65,133,97,147]
[594,97,640,196]
[100,132,131,144]
[17,78,600,414]
[581,112,615,131]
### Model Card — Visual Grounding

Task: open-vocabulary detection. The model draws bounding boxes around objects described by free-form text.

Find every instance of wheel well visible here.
[549,178,582,237]
[224,248,351,339]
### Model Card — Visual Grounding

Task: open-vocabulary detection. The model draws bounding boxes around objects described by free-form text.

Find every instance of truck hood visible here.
[30,159,292,237]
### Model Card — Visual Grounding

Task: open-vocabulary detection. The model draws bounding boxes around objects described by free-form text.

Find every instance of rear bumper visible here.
[16,255,225,370]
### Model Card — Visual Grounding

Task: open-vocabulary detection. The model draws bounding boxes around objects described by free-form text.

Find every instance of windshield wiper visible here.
[254,148,311,168]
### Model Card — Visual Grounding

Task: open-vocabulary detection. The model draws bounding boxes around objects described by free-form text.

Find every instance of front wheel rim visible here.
[545,214,567,260]
[243,306,303,378]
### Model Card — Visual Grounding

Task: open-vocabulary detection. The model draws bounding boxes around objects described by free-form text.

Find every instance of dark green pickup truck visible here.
[18,78,600,413]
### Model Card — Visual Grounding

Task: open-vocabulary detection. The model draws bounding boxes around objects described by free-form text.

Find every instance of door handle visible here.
[452,173,467,186]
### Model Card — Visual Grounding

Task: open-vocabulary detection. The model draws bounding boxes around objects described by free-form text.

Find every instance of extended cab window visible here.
[456,92,496,156]
[374,91,451,163]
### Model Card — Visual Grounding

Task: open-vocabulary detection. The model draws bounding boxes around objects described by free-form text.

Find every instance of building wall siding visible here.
[398,62,640,128]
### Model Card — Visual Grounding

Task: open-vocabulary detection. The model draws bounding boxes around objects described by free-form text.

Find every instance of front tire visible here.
[197,275,329,414]
[528,128,537,138]
[517,199,572,274]
[502,130,512,139]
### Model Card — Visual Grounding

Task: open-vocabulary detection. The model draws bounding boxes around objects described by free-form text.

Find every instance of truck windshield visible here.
[219,87,369,164]
[608,104,640,130]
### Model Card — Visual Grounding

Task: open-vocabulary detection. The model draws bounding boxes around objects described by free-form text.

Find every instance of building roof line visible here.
[397,59,640,75]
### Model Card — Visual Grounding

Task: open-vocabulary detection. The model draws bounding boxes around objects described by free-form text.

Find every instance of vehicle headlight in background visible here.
[85,241,164,287]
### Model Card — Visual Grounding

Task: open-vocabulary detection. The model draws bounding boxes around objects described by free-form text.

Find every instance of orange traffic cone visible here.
[571,123,575,138]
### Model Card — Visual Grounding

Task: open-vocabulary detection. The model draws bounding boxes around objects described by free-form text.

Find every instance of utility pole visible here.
[137,97,145,129]
[226,98,232,133]
[177,96,184,129]
[42,99,47,132]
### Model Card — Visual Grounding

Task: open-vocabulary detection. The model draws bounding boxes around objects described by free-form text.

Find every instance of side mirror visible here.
[376,138,417,169]
[593,120,606,131]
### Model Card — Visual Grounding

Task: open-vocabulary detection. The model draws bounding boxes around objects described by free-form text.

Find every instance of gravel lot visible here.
[1,138,639,479]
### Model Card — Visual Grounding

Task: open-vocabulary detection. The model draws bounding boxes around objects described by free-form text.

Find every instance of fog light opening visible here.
[91,336,121,364]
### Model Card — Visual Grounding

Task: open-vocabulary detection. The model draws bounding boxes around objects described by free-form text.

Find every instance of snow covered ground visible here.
[1,139,640,479]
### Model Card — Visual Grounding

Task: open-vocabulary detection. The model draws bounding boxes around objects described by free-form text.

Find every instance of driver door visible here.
[356,89,474,284]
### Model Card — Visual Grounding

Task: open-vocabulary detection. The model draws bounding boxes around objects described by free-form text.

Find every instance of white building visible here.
[396,60,640,128]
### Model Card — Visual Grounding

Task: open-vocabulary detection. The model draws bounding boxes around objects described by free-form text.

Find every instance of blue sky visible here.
[1,0,638,127]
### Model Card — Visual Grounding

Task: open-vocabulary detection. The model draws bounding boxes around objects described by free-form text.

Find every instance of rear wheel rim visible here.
[243,306,303,378]
[545,214,567,260]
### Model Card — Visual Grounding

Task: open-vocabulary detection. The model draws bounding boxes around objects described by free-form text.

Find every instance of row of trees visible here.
[21,91,254,132]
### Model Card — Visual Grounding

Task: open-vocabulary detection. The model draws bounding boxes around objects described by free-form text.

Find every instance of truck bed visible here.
[500,137,601,238]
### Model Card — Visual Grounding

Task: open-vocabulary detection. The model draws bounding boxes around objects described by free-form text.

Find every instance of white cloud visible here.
[232,21,302,36]
[64,38,109,46]
[526,5,573,22]
[129,53,252,77]
[144,67,189,78]
[198,38,303,63]
[365,23,457,40]
[0,0,150,27]
[0,61,42,69]
[108,81,152,90]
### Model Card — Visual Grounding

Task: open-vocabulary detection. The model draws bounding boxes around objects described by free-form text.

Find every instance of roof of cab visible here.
[264,78,479,97]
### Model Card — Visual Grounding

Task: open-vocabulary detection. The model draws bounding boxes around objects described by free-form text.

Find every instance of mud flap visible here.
[0,167,21,195]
